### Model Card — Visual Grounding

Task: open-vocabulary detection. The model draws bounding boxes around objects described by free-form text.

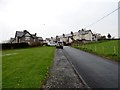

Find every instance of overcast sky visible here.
[0,0,119,42]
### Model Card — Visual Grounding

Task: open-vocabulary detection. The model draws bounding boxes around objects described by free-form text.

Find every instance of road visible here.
[63,46,119,88]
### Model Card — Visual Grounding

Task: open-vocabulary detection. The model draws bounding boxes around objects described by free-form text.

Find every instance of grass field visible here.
[73,40,120,61]
[2,46,55,88]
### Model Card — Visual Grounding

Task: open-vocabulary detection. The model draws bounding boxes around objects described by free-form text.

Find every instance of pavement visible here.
[63,46,119,88]
[43,48,89,88]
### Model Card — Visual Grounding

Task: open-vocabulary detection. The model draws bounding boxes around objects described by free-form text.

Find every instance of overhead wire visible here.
[84,6,120,29]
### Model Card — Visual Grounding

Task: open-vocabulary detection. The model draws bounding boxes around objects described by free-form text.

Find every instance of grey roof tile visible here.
[16,31,24,37]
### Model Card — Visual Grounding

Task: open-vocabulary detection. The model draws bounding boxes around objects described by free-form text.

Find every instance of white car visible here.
[56,41,63,49]
[48,43,56,46]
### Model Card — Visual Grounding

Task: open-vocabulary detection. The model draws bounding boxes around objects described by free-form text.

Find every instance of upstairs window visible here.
[25,37,30,41]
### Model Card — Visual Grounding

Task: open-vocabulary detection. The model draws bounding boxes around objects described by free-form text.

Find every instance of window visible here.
[25,37,30,40]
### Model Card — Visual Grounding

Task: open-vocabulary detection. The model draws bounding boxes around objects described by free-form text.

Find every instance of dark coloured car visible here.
[56,41,63,49]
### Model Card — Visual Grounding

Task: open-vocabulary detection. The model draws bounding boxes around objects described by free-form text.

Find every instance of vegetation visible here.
[107,33,111,39]
[2,46,55,88]
[73,40,119,61]
[2,43,29,50]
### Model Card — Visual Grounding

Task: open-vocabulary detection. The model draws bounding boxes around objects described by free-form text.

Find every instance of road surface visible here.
[63,46,119,88]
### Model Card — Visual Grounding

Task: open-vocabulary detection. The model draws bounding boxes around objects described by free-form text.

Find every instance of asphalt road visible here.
[63,46,119,88]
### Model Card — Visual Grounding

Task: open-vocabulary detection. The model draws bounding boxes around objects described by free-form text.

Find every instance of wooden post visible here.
[103,46,104,53]
[95,46,96,52]
[114,46,116,54]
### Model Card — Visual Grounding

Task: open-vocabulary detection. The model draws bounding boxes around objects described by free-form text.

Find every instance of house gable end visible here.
[25,33,31,37]
[22,31,35,39]
[15,31,24,38]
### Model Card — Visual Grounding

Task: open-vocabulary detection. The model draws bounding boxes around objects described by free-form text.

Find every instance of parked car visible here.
[56,41,63,49]
[48,42,56,46]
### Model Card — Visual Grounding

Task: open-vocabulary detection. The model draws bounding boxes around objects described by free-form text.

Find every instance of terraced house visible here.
[60,29,100,43]
[44,29,101,46]
[10,30,43,46]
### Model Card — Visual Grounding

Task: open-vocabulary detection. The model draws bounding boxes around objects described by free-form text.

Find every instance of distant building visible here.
[44,29,101,45]
[73,29,101,41]
[73,29,93,41]
[9,38,16,43]
[92,33,101,41]
[10,30,43,45]
[45,38,51,44]
[57,34,73,44]
[47,29,100,45]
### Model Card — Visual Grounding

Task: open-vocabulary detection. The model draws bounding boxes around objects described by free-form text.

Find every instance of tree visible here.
[98,36,106,40]
[51,37,53,42]
[51,37,53,39]
[78,30,81,33]
[70,31,74,41]
[71,31,73,36]
[56,35,60,42]
[107,33,111,39]
[81,28,84,31]
[63,34,65,38]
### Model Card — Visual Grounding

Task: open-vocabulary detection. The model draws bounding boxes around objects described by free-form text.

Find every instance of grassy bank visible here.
[2,46,55,88]
[73,40,119,61]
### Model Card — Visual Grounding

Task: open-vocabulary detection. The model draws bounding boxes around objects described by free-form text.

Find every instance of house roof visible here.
[78,29,93,35]
[15,30,35,39]
[65,34,72,37]
[10,30,43,43]
[31,33,37,38]
[15,31,24,37]
[46,38,51,41]
[10,38,15,42]
[38,37,43,40]
[73,32,79,36]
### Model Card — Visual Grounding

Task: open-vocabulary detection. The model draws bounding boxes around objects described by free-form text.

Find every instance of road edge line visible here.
[62,49,91,89]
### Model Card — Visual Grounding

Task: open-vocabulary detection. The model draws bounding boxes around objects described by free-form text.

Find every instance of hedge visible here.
[1,43,29,50]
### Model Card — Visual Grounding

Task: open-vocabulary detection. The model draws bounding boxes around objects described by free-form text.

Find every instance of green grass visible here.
[73,40,120,61]
[2,46,55,88]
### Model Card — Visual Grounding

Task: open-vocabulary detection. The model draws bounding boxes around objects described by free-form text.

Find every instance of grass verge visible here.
[72,40,119,62]
[2,46,55,88]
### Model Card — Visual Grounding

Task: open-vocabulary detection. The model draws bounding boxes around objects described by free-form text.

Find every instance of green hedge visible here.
[1,43,29,50]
